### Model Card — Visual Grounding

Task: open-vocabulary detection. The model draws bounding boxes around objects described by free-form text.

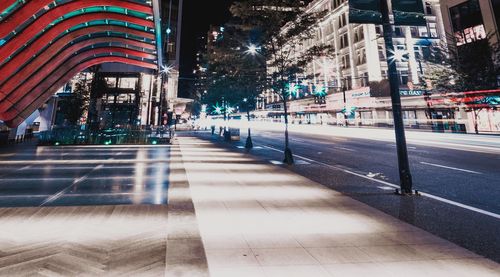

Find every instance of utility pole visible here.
[380,0,414,194]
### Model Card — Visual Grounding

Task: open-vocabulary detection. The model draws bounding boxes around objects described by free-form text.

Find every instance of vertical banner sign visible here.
[349,0,383,24]
[392,0,427,26]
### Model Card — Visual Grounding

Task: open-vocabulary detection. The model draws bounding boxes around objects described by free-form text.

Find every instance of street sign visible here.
[392,0,427,26]
[349,0,426,26]
[349,0,383,24]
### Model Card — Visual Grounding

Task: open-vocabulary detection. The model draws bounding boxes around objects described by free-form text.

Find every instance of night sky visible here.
[178,0,235,97]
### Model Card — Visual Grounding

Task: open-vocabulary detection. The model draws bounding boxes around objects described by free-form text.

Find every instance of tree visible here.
[59,76,90,125]
[425,38,500,134]
[231,0,333,164]
[202,23,267,144]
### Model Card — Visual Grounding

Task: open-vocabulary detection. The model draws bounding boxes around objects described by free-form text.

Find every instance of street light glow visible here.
[246,44,261,55]
[161,64,174,75]
[388,49,408,63]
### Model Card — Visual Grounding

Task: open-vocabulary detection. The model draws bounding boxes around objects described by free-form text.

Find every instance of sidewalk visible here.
[170,136,500,277]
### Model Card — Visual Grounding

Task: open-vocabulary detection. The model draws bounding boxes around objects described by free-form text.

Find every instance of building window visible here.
[360,72,369,87]
[378,45,386,60]
[338,13,347,28]
[342,55,351,69]
[399,70,409,86]
[428,22,438,37]
[425,2,433,15]
[493,0,500,32]
[418,26,429,37]
[332,0,345,9]
[414,46,421,59]
[340,33,349,49]
[353,27,364,43]
[343,77,353,90]
[357,49,366,65]
[394,27,404,37]
[410,26,419,37]
[449,0,487,45]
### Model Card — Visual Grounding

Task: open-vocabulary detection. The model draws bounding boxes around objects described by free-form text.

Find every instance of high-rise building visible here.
[262,0,451,129]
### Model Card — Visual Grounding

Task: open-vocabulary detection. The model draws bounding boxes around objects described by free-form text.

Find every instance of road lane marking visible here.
[388,144,417,150]
[418,192,500,219]
[0,165,32,179]
[420,162,482,175]
[39,164,104,206]
[0,192,153,199]
[337,147,355,152]
[260,144,500,220]
[0,159,172,165]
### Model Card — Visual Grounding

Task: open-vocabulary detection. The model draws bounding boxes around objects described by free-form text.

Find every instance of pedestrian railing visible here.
[38,126,173,146]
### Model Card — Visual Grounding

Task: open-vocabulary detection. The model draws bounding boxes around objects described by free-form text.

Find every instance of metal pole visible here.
[380,0,413,194]
[158,75,164,126]
[342,84,349,127]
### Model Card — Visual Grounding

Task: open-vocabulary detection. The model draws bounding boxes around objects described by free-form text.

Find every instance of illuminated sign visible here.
[399,89,426,96]
[455,25,486,46]
[352,91,371,98]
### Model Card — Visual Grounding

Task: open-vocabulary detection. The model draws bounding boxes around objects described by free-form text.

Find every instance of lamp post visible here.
[340,78,349,127]
[242,44,263,150]
[243,98,253,149]
[158,65,169,126]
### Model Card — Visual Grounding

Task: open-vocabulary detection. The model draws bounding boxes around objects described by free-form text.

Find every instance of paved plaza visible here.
[0,136,499,276]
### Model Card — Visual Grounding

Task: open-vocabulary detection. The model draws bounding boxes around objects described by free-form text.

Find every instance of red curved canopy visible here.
[0,25,155,85]
[5,57,157,127]
[0,13,155,62]
[3,47,155,114]
[0,0,161,127]
[0,42,156,110]
[0,0,151,38]
[0,1,16,13]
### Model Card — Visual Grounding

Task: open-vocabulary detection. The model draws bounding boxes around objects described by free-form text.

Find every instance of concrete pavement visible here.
[174,136,500,276]
[0,137,499,276]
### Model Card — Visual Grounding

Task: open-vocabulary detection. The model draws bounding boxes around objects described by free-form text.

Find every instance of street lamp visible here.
[161,64,174,76]
[241,45,263,150]
[246,44,261,55]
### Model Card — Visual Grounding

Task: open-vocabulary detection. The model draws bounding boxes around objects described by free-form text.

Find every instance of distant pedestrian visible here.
[211,125,216,135]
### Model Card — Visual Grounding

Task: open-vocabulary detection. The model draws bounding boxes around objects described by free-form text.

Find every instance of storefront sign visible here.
[266,104,283,111]
[400,89,426,96]
[352,91,371,98]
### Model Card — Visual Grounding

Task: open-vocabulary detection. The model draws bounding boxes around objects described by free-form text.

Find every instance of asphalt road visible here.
[248,128,500,215]
[0,144,170,207]
[191,126,500,262]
